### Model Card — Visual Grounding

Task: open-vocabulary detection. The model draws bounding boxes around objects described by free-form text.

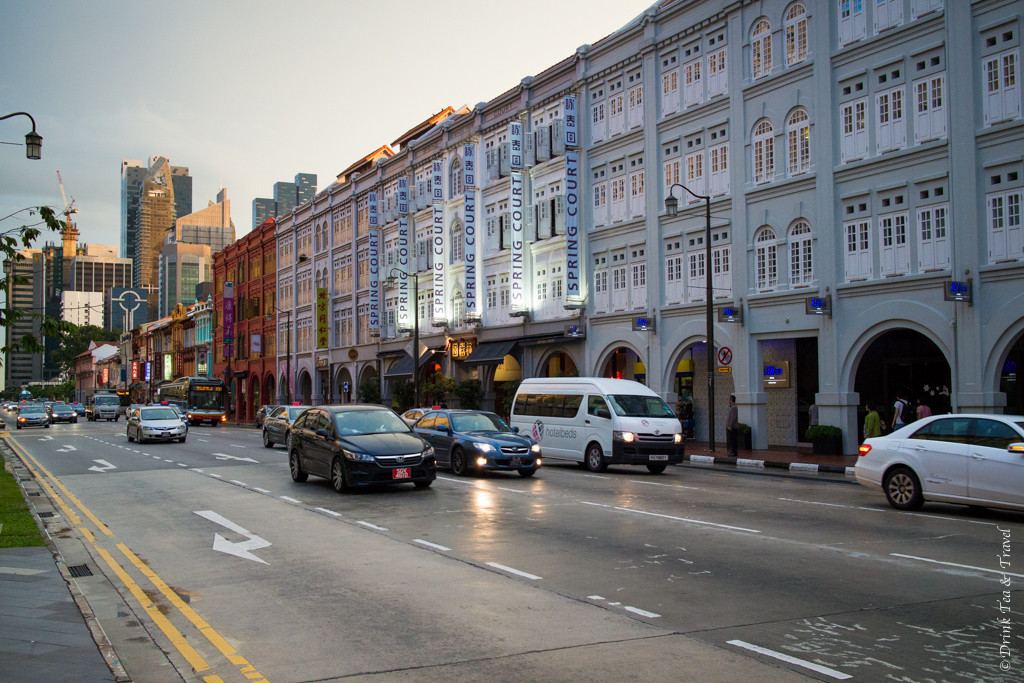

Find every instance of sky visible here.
[1,0,655,252]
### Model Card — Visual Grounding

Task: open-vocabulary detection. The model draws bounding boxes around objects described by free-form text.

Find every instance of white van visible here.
[510,378,683,473]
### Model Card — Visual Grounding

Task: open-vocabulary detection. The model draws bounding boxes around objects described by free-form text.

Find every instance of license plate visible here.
[163,432,171,438]
[509,457,523,467]
[393,468,411,480]
[649,454,668,461]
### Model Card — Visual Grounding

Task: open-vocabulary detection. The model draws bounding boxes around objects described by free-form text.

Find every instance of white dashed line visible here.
[630,480,702,491]
[728,640,851,680]
[588,595,605,600]
[623,606,661,618]
[614,506,762,534]
[231,444,244,448]
[582,501,612,508]
[253,488,270,494]
[207,473,222,478]
[280,496,302,504]
[177,463,187,467]
[414,539,451,551]
[890,553,1024,579]
[358,521,387,531]
[314,508,341,517]
[582,474,611,479]
[230,480,247,486]
[437,476,474,485]
[486,563,542,580]
[497,487,527,494]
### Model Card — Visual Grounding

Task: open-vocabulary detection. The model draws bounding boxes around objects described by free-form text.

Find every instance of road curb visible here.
[685,453,856,476]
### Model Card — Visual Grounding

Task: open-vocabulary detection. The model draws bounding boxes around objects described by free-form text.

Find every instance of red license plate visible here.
[393,467,411,480]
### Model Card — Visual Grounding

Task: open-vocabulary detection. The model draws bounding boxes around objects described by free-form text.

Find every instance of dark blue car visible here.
[414,409,541,477]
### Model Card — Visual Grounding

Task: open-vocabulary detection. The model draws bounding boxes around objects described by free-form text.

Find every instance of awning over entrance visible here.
[383,350,440,378]
[461,340,516,365]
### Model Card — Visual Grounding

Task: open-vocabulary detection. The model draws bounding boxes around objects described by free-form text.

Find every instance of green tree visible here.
[358,376,381,404]
[1,206,78,363]
[49,324,121,378]
[452,379,482,409]
[421,371,456,407]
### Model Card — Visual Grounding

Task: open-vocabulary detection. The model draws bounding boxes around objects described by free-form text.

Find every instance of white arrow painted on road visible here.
[57,445,78,453]
[194,510,270,564]
[212,452,259,463]
[38,436,54,441]
[88,459,116,473]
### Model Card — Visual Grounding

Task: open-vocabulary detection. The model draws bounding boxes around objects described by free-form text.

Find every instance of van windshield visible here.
[607,395,676,418]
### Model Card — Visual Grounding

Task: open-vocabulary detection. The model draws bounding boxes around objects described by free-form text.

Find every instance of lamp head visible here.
[25,130,42,160]
[665,193,679,217]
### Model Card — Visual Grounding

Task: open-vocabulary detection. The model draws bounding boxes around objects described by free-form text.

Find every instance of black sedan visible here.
[414,409,541,477]
[262,405,311,448]
[49,403,79,424]
[288,405,435,491]
[255,404,280,428]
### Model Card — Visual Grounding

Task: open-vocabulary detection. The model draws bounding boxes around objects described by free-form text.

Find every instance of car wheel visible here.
[16,424,21,429]
[127,428,134,442]
[290,449,308,483]
[884,466,924,511]
[331,457,348,493]
[73,418,78,424]
[179,435,186,443]
[451,447,469,476]
[518,468,537,478]
[585,443,607,472]
[45,423,50,429]
[646,464,667,474]
[414,480,432,488]
[263,430,273,448]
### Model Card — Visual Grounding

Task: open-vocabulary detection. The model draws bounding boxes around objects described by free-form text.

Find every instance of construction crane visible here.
[55,171,80,263]
[56,170,78,220]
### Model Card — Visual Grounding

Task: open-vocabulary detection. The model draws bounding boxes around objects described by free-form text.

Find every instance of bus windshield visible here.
[189,389,224,410]
[606,394,676,418]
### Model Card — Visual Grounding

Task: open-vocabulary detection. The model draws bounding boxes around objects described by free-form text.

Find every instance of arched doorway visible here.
[336,367,354,404]
[600,346,646,384]
[493,354,522,420]
[999,332,1024,415]
[298,370,313,404]
[667,342,732,444]
[539,351,579,377]
[264,375,276,407]
[248,375,260,423]
[358,366,379,404]
[854,329,951,425]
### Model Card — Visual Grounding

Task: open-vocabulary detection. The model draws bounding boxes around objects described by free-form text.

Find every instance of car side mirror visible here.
[512,426,520,433]
[316,428,329,438]
[1008,443,1024,456]
[597,408,611,419]
[439,425,451,434]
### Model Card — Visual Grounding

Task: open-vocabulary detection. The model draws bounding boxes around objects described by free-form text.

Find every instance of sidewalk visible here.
[682,440,859,474]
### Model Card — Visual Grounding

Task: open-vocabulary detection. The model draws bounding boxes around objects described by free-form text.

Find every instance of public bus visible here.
[158,377,227,426]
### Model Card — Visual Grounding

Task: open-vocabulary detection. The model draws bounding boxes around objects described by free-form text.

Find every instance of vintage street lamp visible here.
[0,112,42,159]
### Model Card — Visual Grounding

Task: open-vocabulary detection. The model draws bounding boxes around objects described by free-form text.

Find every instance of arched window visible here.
[450,222,464,263]
[451,288,465,327]
[449,157,464,197]
[788,220,813,286]
[786,108,811,175]
[751,19,773,79]
[784,3,808,66]
[753,119,775,184]
[755,226,778,291]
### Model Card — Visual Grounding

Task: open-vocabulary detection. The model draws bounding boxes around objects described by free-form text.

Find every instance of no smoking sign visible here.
[718,346,732,366]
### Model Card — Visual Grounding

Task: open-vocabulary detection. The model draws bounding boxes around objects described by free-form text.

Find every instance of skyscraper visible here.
[251,173,316,228]
[273,181,297,217]
[252,197,275,230]
[295,172,317,205]
[121,155,192,288]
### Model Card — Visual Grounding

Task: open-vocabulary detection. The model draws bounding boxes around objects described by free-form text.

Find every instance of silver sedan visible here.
[126,406,188,444]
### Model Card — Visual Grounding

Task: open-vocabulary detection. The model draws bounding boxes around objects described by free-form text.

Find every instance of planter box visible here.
[811,435,843,455]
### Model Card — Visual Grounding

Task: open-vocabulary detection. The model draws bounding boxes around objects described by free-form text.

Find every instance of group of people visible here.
[863,393,933,439]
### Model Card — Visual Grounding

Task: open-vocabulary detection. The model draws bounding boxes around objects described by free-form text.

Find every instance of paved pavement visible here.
[1,433,852,682]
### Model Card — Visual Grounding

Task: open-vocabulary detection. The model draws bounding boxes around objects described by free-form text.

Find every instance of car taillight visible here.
[858,444,872,457]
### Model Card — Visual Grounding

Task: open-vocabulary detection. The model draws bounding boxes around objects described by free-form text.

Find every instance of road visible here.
[3,414,1021,682]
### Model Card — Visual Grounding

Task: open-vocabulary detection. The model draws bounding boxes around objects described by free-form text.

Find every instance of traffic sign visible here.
[718,346,733,366]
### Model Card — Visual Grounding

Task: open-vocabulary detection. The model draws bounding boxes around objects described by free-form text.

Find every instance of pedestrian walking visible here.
[864,403,882,439]
[915,397,932,419]
[891,392,911,432]
[726,394,739,457]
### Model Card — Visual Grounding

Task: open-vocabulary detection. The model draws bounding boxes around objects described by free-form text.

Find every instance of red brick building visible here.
[213,218,279,423]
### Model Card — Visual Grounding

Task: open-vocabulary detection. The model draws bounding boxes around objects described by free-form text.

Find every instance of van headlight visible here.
[614,430,636,443]
[674,433,683,444]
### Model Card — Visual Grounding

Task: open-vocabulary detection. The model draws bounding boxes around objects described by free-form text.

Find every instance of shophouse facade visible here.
[265,0,1021,454]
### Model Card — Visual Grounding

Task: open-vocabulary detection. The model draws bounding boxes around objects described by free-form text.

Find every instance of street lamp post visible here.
[266,307,292,404]
[0,112,42,160]
[385,269,418,409]
[665,183,716,452]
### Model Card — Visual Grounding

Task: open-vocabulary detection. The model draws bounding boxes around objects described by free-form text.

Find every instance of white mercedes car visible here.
[855,413,1024,512]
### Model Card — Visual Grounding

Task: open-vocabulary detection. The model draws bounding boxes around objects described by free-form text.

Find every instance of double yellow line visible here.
[7,438,269,683]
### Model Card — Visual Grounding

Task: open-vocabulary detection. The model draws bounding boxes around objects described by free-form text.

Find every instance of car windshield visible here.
[606,394,677,418]
[21,406,44,414]
[452,412,512,433]
[287,407,306,419]
[141,408,179,420]
[334,409,410,435]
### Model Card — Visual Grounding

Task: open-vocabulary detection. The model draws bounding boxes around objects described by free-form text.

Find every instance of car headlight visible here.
[530,443,541,454]
[674,433,683,444]
[342,448,375,462]
[614,430,636,443]
[422,445,435,459]
[473,442,497,453]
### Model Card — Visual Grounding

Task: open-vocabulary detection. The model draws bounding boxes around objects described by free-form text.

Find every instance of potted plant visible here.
[806,425,843,455]
[737,423,752,451]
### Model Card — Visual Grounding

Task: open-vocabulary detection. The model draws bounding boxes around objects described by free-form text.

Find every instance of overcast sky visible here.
[1,0,654,252]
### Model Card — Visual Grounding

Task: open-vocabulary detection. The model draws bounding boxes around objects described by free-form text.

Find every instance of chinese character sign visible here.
[510,121,523,170]
[564,95,578,148]
[432,160,443,202]
[368,191,379,228]
[316,288,329,348]
[397,177,409,215]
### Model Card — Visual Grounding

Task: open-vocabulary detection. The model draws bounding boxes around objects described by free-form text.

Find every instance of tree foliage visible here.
[0,206,79,365]
[49,324,121,377]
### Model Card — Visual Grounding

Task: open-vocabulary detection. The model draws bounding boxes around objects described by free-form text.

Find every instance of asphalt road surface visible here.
[4,415,1022,682]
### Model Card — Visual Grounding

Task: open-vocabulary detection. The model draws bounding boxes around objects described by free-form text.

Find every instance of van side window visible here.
[564,395,583,418]
[513,394,527,416]
[588,395,610,417]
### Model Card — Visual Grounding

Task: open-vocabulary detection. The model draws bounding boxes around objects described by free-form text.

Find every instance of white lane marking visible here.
[588,595,605,600]
[623,606,661,618]
[487,562,542,580]
[358,521,388,531]
[198,439,209,442]
[253,487,270,494]
[728,640,851,680]
[891,553,1024,579]
[213,453,259,463]
[614,506,762,534]
[194,510,271,565]
[779,497,885,513]
[582,501,612,508]
[177,463,187,467]
[88,459,117,473]
[163,459,174,463]
[630,480,702,491]
[415,539,451,551]
[231,444,245,448]
[497,487,526,494]
[192,468,204,473]
[230,480,247,486]
[779,498,999,525]
[582,474,610,479]
[314,508,342,517]
[207,473,222,478]
[279,496,302,504]
[437,476,474,485]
